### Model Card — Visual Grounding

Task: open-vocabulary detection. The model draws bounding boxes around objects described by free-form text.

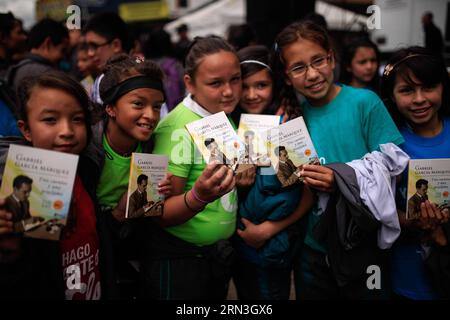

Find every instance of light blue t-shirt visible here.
[391,117,450,300]
[302,85,404,252]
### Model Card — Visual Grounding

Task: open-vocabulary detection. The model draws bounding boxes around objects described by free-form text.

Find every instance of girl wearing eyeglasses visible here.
[274,20,404,299]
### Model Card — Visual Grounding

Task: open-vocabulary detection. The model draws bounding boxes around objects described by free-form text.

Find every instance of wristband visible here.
[191,186,209,204]
[184,191,202,212]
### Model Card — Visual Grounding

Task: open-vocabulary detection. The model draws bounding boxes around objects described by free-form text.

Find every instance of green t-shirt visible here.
[96,134,142,208]
[302,85,404,252]
[153,103,237,246]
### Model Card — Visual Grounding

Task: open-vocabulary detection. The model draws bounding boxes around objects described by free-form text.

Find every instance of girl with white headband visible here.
[231,45,278,125]
[232,45,315,300]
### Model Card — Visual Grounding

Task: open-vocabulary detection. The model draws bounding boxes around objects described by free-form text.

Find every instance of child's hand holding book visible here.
[193,162,236,203]
[158,173,174,198]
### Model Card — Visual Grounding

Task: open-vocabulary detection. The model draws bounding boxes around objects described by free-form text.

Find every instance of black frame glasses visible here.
[85,39,113,52]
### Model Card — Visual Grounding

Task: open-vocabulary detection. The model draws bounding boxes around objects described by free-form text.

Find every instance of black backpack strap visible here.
[5,58,34,89]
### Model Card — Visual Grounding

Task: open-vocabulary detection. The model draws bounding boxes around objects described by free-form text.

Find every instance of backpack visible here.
[5,55,53,95]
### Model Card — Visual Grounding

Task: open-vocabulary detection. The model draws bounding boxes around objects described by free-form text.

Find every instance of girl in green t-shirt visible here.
[149,36,255,300]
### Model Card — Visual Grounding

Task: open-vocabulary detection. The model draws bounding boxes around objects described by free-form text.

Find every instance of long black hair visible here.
[380,46,450,127]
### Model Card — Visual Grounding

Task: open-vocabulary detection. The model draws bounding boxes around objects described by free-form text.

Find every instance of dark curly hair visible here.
[99,53,165,104]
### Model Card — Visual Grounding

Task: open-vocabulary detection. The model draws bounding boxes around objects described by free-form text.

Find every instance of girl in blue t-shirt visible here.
[381,46,450,299]
[273,19,403,299]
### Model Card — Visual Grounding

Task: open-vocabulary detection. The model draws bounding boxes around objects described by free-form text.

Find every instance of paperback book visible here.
[237,113,280,166]
[186,111,253,173]
[0,144,78,240]
[267,117,320,187]
[125,153,168,219]
[406,159,450,220]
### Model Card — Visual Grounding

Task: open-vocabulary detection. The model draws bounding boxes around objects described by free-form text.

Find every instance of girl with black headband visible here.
[84,54,233,299]
[381,46,450,300]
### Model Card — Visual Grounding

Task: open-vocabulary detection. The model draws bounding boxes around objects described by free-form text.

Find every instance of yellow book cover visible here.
[125,153,168,219]
[0,144,79,240]
[267,117,320,187]
[237,113,280,167]
[406,159,450,220]
[185,111,252,173]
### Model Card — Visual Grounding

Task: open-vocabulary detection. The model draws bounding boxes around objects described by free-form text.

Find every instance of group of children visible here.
[0,18,449,300]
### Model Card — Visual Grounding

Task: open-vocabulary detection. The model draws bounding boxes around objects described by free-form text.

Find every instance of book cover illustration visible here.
[267,116,320,187]
[185,111,253,173]
[0,144,79,240]
[406,159,450,220]
[125,153,168,219]
[237,113,280,166]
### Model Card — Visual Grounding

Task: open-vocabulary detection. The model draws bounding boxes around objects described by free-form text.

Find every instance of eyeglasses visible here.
[85,39,112,52]
[287,54,332,78]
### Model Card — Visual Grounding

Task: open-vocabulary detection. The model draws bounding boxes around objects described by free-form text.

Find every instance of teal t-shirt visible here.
[302,85,404,252]
[153,103,238,246]
[96,134,142,208]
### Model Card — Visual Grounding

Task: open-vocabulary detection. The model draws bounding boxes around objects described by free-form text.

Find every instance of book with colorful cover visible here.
[237,113,280,166]
[185,111,253,173]
[267,116,320,187]
[125,153,168,219]
[0,144,79,240]
[406,159,450,220]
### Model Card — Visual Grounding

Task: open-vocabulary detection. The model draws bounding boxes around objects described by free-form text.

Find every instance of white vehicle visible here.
[371,0,448,55]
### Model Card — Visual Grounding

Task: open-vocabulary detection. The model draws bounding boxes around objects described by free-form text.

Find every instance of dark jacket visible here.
[6,54,54,93]
[424,23,444,56]
[313,163,383,287]
[237,168,302,267]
